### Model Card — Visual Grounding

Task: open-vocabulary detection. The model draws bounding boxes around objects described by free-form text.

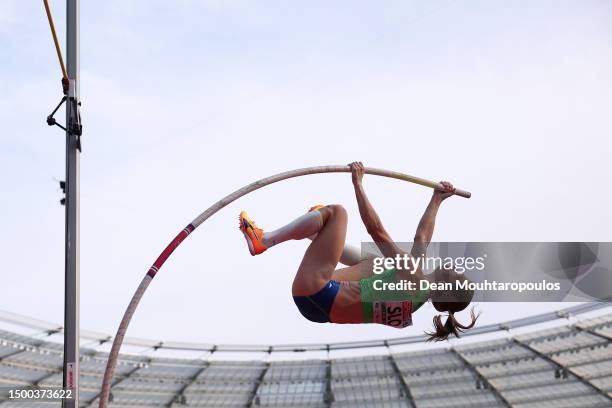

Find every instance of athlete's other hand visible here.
[349,161,365,186]
[434,181,456,202]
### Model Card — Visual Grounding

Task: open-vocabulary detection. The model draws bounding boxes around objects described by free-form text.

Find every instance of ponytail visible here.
[426,307,479,342]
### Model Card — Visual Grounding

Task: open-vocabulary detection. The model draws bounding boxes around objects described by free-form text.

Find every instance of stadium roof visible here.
[0,304,611,407]
[0,303,607,354]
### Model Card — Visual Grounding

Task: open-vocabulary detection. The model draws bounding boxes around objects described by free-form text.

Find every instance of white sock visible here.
[262,211,324,248]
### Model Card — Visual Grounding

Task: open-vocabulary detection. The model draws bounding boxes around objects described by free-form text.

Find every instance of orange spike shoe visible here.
[308,204,325,213]
[239,211,267,255]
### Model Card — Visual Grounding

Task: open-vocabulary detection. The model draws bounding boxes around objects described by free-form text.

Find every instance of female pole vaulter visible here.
[239,162,478,341]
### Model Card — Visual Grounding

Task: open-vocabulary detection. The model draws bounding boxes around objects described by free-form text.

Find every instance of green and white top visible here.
[359,268,429,328]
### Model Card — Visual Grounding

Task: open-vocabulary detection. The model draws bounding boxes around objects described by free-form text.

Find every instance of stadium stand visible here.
[0,308,611,407]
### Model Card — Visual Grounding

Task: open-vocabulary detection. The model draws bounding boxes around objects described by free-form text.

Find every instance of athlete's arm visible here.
[411,181,455,257]
[349,162,404,258]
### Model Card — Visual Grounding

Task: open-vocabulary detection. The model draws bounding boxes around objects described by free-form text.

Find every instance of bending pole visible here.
[98,165,470,407]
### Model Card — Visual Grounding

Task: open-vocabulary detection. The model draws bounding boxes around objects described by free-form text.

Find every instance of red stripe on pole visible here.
[146,224,194,278]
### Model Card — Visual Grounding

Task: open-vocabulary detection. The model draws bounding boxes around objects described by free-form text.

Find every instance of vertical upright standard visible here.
[63,0,80,407]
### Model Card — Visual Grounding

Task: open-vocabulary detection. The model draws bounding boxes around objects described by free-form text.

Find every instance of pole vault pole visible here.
[63,0,80,406]
[98,165,470,406]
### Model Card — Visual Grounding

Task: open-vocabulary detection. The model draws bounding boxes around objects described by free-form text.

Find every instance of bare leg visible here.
[306,237,364,267]
[330,258,376,281]
[306,235,379,281]
[292,205,348,296]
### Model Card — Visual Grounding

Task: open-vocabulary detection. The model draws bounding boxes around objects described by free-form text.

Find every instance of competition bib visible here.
[372,300,413,328]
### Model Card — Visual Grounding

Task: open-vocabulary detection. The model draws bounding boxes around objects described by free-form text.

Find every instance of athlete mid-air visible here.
[239,162,478,341]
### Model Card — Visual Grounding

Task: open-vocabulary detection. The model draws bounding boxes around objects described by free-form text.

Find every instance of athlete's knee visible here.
[318,204,346,224]
[326,204,347,219]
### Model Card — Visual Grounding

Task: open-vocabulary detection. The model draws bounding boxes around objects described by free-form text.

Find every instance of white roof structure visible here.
[0,305,611,407]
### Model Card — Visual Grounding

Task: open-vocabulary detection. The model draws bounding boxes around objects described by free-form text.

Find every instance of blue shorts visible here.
[293,280,340,323]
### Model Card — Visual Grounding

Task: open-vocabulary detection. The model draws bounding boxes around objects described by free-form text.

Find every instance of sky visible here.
[0,0,611,348]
